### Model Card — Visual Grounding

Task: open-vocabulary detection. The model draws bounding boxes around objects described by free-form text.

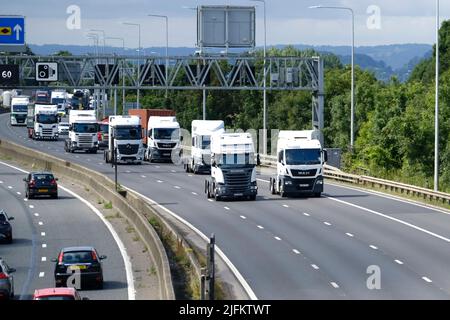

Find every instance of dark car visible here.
[24,172,58,199]
[0,211,14,244]
[52,246,106,289]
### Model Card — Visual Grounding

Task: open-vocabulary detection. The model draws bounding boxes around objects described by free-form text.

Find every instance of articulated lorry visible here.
[185,120,225,174]
[28,104,59,140]
[104,115,145,164]
[269,130,327,198]
[64,110,99,153]
[145,116,181,163]
[10,96,30,126]
[205,132,258,201]
[51,90,68,117]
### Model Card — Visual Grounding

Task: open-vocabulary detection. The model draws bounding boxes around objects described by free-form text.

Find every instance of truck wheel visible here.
[104,151,109,163]
[313,192,321,198]
[205,181,211,198]
[270,178,276,195]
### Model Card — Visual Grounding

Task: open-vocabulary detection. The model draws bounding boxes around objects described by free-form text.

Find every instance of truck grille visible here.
[223,169,252,193]
[118,144,139,155]
[157,142,176,149]
[291,169,317,177]
[78,135,93,146]
[42,128,54,136]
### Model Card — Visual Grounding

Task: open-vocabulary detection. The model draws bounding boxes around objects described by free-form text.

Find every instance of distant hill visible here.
[29,43,432,82]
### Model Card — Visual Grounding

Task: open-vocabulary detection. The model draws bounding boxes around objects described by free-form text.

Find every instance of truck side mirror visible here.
[257,154,261,166]
[180,136,183,142]
[148,129,152,138]
[323,149,328,163]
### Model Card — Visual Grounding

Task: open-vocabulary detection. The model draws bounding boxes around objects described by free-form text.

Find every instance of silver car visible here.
[58,122,70,135]
[0,258,15,300]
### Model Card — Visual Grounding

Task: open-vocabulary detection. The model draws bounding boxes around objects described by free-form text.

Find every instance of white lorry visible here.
[185,120,225,174]
[145,116,181,163]
[10,96,30,126]
[64,110,99,153]
[205,132,258,201]
[32,104,59,140]
[269,130,327,198]
[50,90,68,117]
[104,115,145,164]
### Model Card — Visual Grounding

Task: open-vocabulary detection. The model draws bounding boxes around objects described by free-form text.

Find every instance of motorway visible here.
[0,156,129,300]
[2,113,450,299]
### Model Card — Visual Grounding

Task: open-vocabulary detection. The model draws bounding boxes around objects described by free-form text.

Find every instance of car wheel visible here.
[7,235,13,244]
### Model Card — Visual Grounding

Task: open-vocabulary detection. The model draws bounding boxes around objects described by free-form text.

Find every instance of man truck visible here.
[185,120,225,174]
[269,130,327,198]
[29,104,59,140]
[104,115,145,164]
[64,110,99,153]
[10,96,30,126]
[205,132,258,201]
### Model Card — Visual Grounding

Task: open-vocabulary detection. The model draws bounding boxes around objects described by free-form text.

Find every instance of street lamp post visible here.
[309,5,355,149]
[435,0,440,191]
[148,14,169,99]
[106,37,125,116]
[250,0,267,155]
[90,29,107,118]
[122,22,141,108]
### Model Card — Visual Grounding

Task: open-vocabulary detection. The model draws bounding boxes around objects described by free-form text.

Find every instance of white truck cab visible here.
[104,115,145,164]
[10,96,30,126]
[32,104,59,140]
[186,120,225,174]
[146,116,181,163]
[64,110,99,153]
[270,130,327,197]
[205,132,257,201]
[50,90,68,117]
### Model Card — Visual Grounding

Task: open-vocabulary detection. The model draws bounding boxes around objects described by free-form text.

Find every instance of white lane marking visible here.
[23,198,28,202]
[324,222,332,226]
[174,186,181,189]
[303,212,310,217]
[191,192,198,195]
[34,213,39,217]
[370,245,378,250]
[41,232,46,237]
[29,205,34,209]
[263,197,270,200]
[422,277,432,283]
[7,185,12,189]
[157,180,163,183]
[155,166,160,169]
[0,160,136,300]
[0,181,3,183]
[141,175,146,178]
[171,170,176,173]
[326,195,450,244]
[311,264,319,270]
[39,272,45,278]
[395,259,404,265]
[38,221,43,226]
[346,233,354,237]
[188,174,193,177]
[293,249,301,255]
[16,191,21,195]
[124,186,258,300]
[208,199,213,202]
[224,206,230,210]
[41,257,47,262]
[240,215,247,220]
[330,282,340,288]
[274,236,282,241]
[257,225,264,230]
[75,155,79,158]
[283,204,289,208]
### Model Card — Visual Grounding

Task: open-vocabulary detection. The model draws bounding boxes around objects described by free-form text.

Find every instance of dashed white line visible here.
[157,180,163,183]
[330,282,340,289]
[274,236,282,241]
[41,232,46,237]
[188,174,193,177]
[23,198,28,202]
[303,212,310,217]
[324,222,332,226]
[0,181,3,184]
[29,205,34,209]
[38,221,43,226]
[16,191,21,195]
[395,260,404,265]
[34,213,39,217]
[171,170,176,173]
[240,215,247,220]
[346,233,354,237]
[39,272,45,278]
[208,199,213,202]
[174,186,181,189]
[191,192,198,195]
[41,257,47,262]
[370,245,378,250]
[126,170,131,173]
[42,244,47,248]
[7,186,12,189]
[283,204,289,208]
[292,249,301,255]
[311,264,320,270]
[155,166,160,169]
[224,206,230,210]
[141,175,147,178]
[422,277,432,283]
[257,225,264,230]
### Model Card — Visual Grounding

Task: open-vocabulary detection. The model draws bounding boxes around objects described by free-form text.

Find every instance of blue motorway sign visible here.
[0,16,25,45]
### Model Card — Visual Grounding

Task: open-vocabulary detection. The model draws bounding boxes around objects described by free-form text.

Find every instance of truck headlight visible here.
[284,180,293,185]
[316,180,323,185]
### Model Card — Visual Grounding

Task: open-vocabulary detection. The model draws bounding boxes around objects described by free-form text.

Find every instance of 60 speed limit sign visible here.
[0,64,19,86]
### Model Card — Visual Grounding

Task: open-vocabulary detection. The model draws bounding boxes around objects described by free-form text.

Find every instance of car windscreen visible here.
[33,174,54,181]
[154,128,179,140]
[114,126,141,140]
[63,251,94,263]
[12,104,28,112]
[285,149,321,165]
[36,114,58,124]
[36,296,75,300]
[73,123,98,133]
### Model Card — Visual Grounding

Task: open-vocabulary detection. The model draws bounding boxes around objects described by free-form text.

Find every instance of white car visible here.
[58,122,69,135]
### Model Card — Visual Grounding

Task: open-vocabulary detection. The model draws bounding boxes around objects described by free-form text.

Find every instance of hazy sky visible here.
[3,0,449,47]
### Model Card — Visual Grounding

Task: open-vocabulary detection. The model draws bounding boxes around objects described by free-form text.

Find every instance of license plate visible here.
[163,153,171,156]
[299,184,310,187]
[68,265,87,271]
[234,193,243,197]
[38,189,48,193]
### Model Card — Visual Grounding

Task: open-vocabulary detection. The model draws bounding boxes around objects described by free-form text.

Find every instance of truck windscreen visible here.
[154,128,179,140]
[36,114,58,124]
[218,153,255,166]
[285,149,321,165]
[12,105,28,112]
[115,126,142,140]
[52,98,65,105]
[73,123,98,133]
